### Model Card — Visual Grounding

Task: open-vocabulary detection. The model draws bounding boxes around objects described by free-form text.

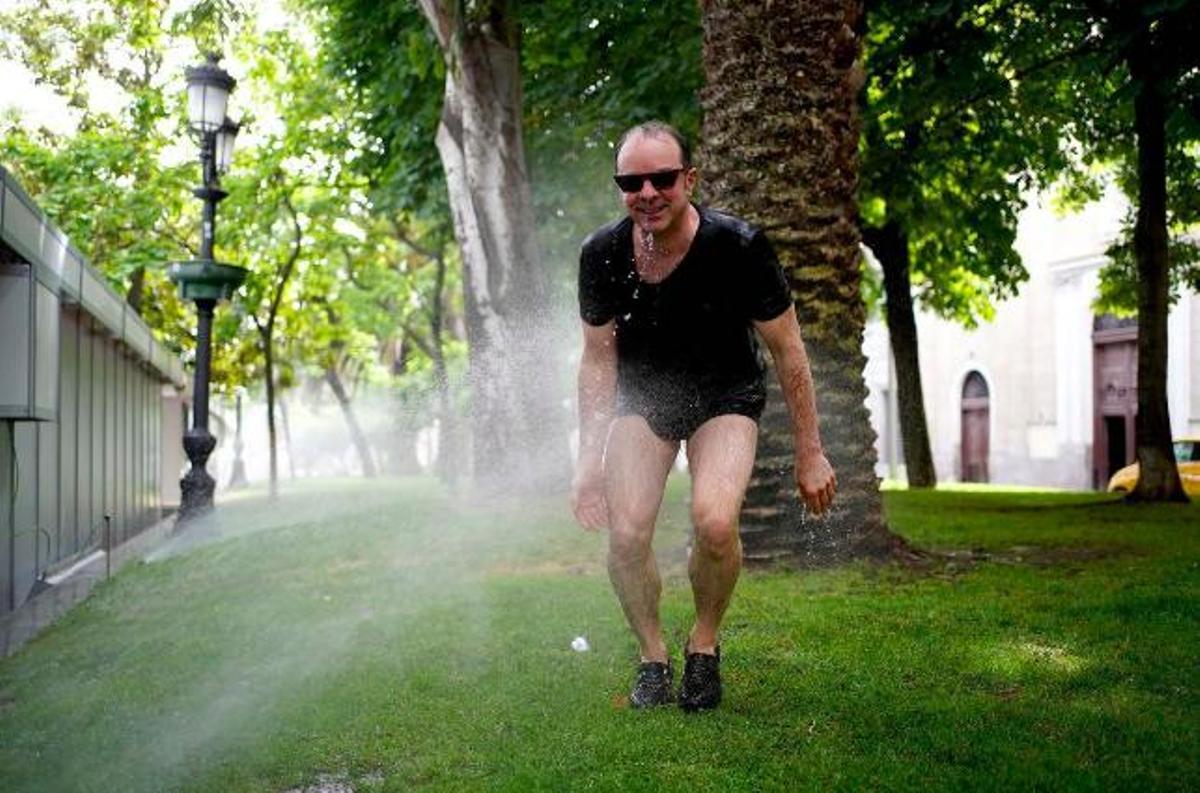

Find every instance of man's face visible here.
[614,132,697,235]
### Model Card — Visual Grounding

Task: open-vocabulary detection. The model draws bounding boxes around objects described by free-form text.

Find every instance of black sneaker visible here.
[629,659,674,708]
[679,645,721,711]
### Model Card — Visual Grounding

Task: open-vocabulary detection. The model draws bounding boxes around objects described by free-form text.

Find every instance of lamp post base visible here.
[179,428,218,522]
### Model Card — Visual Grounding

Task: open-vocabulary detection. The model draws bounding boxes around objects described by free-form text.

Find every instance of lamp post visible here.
[169,53,247,522]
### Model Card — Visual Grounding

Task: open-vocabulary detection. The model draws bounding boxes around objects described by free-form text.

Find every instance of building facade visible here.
[864,188,1200,490]
[1,166,189,616]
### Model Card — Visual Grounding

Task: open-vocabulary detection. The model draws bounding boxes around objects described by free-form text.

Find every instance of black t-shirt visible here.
[578,205,792,416]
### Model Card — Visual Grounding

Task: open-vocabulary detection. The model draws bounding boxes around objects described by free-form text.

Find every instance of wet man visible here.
[571,121,837,711]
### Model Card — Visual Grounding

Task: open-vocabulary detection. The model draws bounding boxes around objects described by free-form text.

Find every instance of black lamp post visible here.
[169,53,247,522]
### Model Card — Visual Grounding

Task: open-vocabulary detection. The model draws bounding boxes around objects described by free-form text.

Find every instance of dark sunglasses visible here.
[612,168,684,193]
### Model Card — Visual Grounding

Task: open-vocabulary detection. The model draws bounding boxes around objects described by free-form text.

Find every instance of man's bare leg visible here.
[605,415,680,663]
[685,415,758,655]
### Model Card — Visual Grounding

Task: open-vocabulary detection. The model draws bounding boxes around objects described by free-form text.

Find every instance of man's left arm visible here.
[754,309,837,515]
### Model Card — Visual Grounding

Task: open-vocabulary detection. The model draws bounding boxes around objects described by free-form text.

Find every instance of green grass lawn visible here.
[0,478,1196,792]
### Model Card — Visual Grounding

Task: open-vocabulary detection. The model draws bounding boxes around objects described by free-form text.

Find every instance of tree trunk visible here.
[418,0,569,492]
[701,0,908,565]
[125,265,145,315]
[428,249,462,485]
[278,391,297,480]
[257,187,301,500]
[1127,38,1187,502]
[262,327,279,500]
[862,221,937,488]
[325,365,379,478]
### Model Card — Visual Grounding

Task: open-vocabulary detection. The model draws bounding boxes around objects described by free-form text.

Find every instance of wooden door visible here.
[1092,317,1138,488]
[961,371,990,483]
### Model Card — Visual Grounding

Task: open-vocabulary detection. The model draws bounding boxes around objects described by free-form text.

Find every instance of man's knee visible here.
[608,520,653,565]
[691,502,740,558]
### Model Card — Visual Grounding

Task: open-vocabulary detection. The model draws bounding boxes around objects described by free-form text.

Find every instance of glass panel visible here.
[216,126,236,172]
[962,371,989,399]
[187,82,228,132]
[187,82,207,130]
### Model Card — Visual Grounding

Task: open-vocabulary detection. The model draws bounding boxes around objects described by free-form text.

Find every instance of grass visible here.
[0,477,1196,792]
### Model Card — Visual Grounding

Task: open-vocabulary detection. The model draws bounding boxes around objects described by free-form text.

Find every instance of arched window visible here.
[963,371,989,400]
[961,371,990,482]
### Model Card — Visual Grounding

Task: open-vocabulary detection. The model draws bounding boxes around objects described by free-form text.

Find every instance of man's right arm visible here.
[572,319,617,531]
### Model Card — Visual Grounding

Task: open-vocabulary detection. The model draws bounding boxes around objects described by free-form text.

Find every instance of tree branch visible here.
[920,33,1109,131]
[397,318,437,361]
[267,179,303,333]
[388,215,446,267]
[417,0,455,51]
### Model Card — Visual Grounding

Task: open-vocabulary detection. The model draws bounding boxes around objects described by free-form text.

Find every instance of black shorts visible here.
[617,381,766,442]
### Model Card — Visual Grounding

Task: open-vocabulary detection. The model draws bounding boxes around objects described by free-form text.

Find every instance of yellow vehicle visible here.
[1107,436,1200,496]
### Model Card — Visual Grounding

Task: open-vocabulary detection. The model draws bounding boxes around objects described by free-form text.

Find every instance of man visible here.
[571,121,837,711]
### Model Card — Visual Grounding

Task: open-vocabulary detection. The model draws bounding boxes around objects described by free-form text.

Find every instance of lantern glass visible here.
[185,56,235,133]
[186,80,229,133]
[216,118,240,172]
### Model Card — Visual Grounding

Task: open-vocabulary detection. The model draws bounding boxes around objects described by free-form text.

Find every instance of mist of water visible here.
[35,239,729,790]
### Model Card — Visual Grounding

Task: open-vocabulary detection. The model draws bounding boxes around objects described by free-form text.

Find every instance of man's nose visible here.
[638,179,659,199]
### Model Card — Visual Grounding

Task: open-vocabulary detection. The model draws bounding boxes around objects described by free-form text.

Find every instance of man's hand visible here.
[571,466,609,531]
[795,450,836,516]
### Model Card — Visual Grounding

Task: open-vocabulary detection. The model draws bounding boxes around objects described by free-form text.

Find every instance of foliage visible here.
[305,0,447,222]
[860,1,1084,327]
[1027,0,1200,314]
[169,0,248,56]
[0,0,466,414]
[858,0,1198,323]
[312,0,703,282]
[1096,230,1200,317]
[0,0,196,348]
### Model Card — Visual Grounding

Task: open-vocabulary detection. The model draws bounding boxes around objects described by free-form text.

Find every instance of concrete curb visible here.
[0,512,179,657]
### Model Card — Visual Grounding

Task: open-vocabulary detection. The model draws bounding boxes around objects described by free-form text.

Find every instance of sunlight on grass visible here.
[980,639,1090,679]
[880,479,1073,493]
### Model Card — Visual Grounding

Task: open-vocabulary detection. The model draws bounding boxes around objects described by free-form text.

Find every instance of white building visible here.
[864,188,1200,490]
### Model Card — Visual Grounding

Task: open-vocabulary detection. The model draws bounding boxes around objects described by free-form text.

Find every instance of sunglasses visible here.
[612,168,684,193]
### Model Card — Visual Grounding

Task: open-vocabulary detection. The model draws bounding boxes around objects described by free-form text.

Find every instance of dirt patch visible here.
[990,684,1023,701]
[281,774,353,793]
[281,770,384,793]
[484,559,602,577]
[930,544,1131,575]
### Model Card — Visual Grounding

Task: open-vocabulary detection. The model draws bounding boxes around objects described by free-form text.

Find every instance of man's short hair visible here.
[614,121,693,170]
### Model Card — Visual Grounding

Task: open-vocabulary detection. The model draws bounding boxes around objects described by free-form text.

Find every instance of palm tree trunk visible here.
[701,0,909,564]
